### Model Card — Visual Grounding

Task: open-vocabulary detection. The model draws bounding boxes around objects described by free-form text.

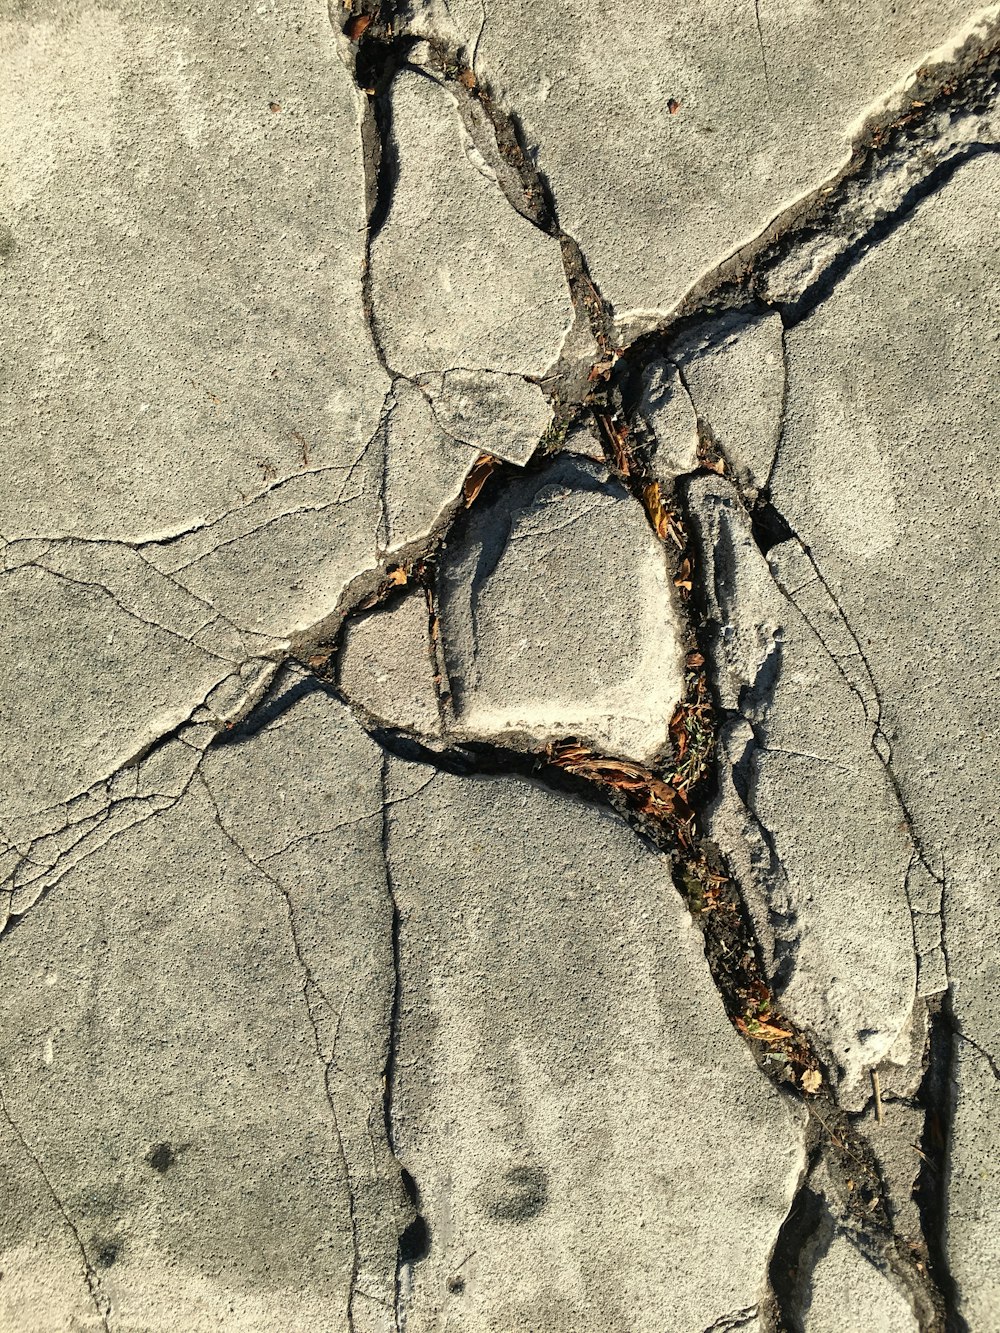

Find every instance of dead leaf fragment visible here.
[463,454,498,506]
[386,566,408,586]
[643,481,671,542]
[458,67,477,90]
[801,1069,822,1095]
[345,13,371,41]
[736,1016,793,1044]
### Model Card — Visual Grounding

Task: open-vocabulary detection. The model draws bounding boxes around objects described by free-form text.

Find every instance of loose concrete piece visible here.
[687,475,918,1097]
[2,1,999,1329]
[435,455,687,762]
[340,591,442,735]
[368,69,573,457]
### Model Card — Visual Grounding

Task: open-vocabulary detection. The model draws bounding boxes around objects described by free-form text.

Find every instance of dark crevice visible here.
[378,749,429,1314]
[915,997,968,1333]
[766,1180,826,1332]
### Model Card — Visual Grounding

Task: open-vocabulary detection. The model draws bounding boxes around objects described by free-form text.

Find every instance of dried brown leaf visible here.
[386,566,408,586]
[464,454,498,505]
[345,13,371,40]
[800,1069,822,1094]
[736,1016,793,1044]
[643,481,671,542]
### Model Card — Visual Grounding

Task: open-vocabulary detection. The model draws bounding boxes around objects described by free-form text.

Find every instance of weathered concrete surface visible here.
[803,1230,919,1333]
[768,152,1000,1322]
[369,69,573,457]
[386,766,804,1331]
[687,475,918,1097]
[340,590,441,735]
[0,0,386,544]
[409,0,993,325]
[437,456,686,762]
[0,685,398,1330]
[1,0,998,1327]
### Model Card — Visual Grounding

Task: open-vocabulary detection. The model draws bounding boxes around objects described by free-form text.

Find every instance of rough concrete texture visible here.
[340,590,441,735]
[408,0,993,326]
[368,69,573,454]
[436,456,686,761]
[767,150,1000,1329]
[687,475,918,1096]
[803,1231,919,1333]
[2,1,999,1329]
[387,766,803,1331]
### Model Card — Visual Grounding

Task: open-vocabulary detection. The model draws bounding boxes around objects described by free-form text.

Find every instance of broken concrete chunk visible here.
[381,378,479,555]
[639,360,699,481]
[672,309,786,496]
[417,0,986,325]
[417,369,553,466]
[369,69,572,393]
[948,1039,1000,1329]
[340,592,441,735]
[436,456,685,762]
[768,153,1000,1310]
[688,475,916,1096]
[387,766,804,1331]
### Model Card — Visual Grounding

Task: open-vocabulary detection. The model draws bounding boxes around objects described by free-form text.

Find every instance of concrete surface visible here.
[436,455,686,762]
[769,150,1000,1328]
[409,0,991,327]
[340,590,441,735]
[0,2,997,1329]
[386,766,803,1332]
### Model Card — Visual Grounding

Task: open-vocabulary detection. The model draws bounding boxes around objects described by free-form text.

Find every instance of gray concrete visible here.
[688,475,919,1098]
[340,591,442,735]
[803,1231,918,1333]
[0,683,401,1330]
[409,0,990,327]
[387,765,804,1332]
[436,455,686,762]
[769,152,1000,1323]
[369,69,573,448]
[0,2,997,1327]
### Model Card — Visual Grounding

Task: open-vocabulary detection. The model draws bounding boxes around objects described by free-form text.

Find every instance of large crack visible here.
[2,7,993,1325]
[310,18,1000,1326]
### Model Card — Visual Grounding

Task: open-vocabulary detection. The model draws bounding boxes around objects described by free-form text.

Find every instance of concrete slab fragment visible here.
[340,592,441,735]
[768,152,1000,1310]
[687,476,916,1095]
[369,70,572,443]
[412,0,987,324]
[437,456,685,762]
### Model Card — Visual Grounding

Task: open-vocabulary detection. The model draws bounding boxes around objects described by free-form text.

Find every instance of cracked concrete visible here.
[0,2,997,1329]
